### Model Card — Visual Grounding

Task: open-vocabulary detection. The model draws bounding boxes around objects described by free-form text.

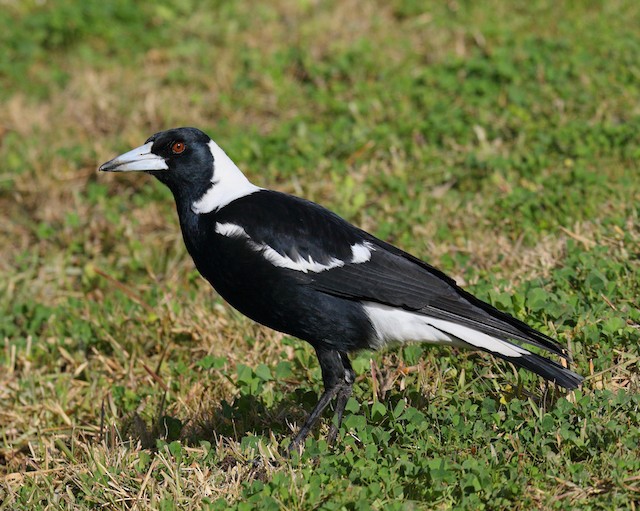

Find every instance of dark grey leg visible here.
[289,349,354,452]
[327,353,355,445]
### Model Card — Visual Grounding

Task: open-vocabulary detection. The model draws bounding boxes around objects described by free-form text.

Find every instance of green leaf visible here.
[526,287,550,312]
[371,402,387,421]
[255,364,273,381]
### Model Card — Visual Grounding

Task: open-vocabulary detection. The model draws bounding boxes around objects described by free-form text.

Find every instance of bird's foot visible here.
[326,424,340,446]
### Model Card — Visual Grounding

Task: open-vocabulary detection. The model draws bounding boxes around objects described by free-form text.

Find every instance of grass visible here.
[1,0,639,509]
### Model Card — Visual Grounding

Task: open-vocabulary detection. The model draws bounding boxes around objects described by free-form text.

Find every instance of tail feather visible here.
[429,321,583,389]
[363,303,583,389]
[501,351,583,389]
[424,304,570,360]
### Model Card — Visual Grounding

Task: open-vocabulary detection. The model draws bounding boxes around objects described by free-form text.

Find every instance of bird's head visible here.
[99,127,213,190]
[99,127,258,212]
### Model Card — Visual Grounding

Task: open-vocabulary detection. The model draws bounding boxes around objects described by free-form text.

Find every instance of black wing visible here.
[311,234,569,358]
[216,190,365,265]
[218,190,568,359]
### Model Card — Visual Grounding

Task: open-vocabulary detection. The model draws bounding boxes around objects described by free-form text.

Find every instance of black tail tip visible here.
[551,367,584,390]
[506,352,584,390]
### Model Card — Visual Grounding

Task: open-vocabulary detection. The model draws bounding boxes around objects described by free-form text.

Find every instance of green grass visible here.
[1,0,639,509]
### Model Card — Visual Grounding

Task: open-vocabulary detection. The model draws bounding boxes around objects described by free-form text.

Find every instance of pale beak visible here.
[99,142,169,172]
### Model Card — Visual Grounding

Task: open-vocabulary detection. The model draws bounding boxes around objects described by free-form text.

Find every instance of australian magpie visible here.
[99,127,583,450]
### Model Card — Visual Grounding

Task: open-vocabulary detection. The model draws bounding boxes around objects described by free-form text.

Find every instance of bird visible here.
[99,127,583,450]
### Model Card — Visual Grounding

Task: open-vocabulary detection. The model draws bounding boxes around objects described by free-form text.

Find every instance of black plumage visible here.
[100,127,583,450]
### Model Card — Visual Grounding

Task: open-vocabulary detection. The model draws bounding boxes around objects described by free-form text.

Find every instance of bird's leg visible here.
[289,349,354,452]
[326,352,355,446]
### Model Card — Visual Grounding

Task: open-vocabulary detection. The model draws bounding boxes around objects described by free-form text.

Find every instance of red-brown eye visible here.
[171,141,186,154]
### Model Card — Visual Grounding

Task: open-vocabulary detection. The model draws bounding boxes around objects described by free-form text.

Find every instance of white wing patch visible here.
[263,249,345,273]
[215,222,248,238]
[191,140,261,214]
[363,302,528,357]
[215,222,374,274]
[351,241,374,263]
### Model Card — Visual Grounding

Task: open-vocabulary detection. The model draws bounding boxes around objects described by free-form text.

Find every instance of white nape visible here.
[191,140,261,214]
[215,222,374,274]
[363,302,528,357]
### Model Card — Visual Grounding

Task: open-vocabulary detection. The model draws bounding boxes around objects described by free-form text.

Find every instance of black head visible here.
[100,127,260,213]
[99,127,215,200]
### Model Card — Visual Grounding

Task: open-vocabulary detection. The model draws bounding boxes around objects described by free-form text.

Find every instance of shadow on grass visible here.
[111,370,573,452]
[114,388,321,450]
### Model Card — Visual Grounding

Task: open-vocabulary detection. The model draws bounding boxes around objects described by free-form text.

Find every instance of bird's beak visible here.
[99,142,169,172]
